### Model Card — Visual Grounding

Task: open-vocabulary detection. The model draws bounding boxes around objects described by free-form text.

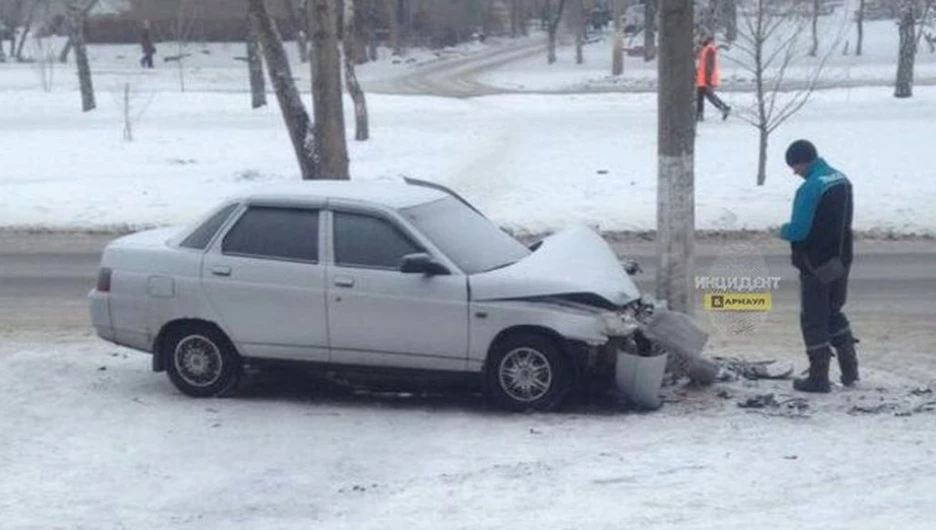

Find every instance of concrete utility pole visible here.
[656,0,696,314]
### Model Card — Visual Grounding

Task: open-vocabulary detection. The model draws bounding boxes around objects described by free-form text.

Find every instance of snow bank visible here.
[1,87,935,235]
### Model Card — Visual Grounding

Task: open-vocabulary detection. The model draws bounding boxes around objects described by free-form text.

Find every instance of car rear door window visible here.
[222,207,319,262]
[333,212,421,270]
[180,203,239,250]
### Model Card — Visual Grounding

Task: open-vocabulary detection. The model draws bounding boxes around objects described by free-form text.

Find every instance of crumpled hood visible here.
[470,226,641,306]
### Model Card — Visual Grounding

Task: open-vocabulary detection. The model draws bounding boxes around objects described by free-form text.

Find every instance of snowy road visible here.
[3,232,935,375]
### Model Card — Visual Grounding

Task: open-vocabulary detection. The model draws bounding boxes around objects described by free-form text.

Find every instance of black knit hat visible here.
[785,140,818,167]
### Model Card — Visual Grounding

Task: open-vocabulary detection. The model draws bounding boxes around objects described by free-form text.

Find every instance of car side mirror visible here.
[400,253,450,276]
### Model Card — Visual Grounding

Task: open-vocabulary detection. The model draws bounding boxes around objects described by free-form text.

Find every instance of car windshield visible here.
[401,196,530,275]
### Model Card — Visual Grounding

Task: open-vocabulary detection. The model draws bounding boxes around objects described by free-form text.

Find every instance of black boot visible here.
[793,347,832,393]
[834,339,860,387]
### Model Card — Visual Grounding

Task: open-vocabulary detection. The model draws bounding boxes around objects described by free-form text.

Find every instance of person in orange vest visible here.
[696,36,730,121]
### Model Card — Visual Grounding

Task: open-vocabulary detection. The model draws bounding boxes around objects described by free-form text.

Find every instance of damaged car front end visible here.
[469,226,713,409]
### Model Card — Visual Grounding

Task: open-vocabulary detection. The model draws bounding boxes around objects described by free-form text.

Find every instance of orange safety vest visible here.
[696,43,721,88]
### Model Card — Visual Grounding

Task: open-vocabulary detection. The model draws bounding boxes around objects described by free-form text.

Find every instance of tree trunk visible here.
[547,0,566,64]
[0,38,6,63]
[14,0,40,61]
[344,0,369,140]
[365,0,377,61]
[724,0,737,43]
[58,38,73,63]
[757,126,768,186]
[283,0,309,62]
[856,0,864,56]
[123,82,133,141]
[574,0,584,64]
[385,0,401,55]
[248,0,318,180]
[809,0,819,57]
[656,0,696,314]
[895,0,916,98]
[644,0,657,61]
[67,2,95,112]
[247,11,267,109]
[310,0,350,179]
[611,0,623,75]
[754,0,768,185]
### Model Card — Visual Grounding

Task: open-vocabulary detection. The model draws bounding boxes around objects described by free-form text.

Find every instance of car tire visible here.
[163,324,241,398]
[484,333,572,412]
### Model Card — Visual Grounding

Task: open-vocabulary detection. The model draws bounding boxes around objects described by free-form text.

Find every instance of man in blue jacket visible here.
[780,140,859,393]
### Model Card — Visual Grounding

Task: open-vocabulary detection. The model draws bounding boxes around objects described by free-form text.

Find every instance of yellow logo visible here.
[703,293,773,312]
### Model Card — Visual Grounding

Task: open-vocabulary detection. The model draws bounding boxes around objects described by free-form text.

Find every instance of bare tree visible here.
[309,0,349,179]
[282,0,309,62]
[57,0,98,63]
[574,0,584,64]
[855,0,865,56]
[730,0,841,185]
[547,0,566,64]
[30,35,57,91]
[657,0,696,314]
[111,80,155,142]
[13,0,42,61]
[66,0,95,111]
[809,0,820,57]
[644,0,656,61]
[246,10,267,109]
[248,0,319,179]
[723,0,738,43]
[366,0,378,60]
[384,0,401,56]
[611,0,623,75]
[343,0,369,141]
[895,0,936,98]
[166,0,199,92]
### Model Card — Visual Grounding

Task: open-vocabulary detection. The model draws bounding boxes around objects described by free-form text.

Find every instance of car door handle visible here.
[211,266,232,277]
[333,276,355,288]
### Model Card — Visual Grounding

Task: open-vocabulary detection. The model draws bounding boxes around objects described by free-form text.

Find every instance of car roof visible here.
[233,180,449,209]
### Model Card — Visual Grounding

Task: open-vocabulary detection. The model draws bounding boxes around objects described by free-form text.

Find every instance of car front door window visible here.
[333,211,421,270]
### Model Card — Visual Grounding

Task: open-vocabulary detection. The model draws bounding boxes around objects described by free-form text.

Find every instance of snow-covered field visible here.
[2,332,936,529]
[2,85,936,235]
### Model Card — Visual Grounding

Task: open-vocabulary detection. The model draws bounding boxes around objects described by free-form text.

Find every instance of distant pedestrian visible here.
[141,20,156,68]
[696,36,730,121]
[779,140,859,393]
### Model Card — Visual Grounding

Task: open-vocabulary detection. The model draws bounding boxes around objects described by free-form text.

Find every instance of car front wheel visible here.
[485,333,572,412]
[164,325,241,398]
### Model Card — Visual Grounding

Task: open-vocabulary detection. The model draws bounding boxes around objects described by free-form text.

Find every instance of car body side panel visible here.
[466,300,614,372]
[97,241,206,353]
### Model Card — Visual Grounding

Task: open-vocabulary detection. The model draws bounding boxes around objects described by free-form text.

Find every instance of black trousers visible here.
[697,86,728,119]
[799,270,853,352]
[141,54,154,68]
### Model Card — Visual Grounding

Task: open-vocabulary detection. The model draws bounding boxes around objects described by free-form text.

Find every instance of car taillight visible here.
[97,268,112,293]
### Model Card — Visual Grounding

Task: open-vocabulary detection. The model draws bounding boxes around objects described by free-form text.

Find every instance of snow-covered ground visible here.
[2,331,936,529]
[2,85,935,235]
[479,19,936,93]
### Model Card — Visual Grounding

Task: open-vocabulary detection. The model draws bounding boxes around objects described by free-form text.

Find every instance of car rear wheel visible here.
[485,333,572,412]
[164,325,241,398]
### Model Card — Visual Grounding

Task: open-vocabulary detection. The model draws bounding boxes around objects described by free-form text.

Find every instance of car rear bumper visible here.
[88,289,114,341]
